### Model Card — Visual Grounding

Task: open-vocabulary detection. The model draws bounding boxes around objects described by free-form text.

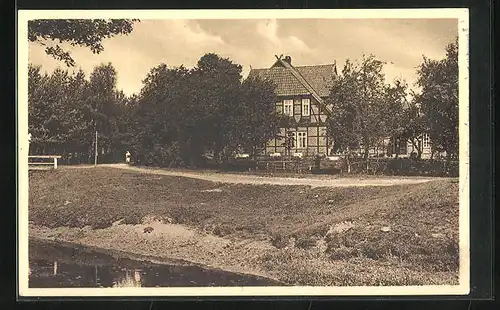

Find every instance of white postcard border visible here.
[17,8,470,297]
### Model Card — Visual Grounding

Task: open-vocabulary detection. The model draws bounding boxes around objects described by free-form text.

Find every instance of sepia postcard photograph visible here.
[17,9,470,297]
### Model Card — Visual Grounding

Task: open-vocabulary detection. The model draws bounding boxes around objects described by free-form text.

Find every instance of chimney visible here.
[283,55,292,65]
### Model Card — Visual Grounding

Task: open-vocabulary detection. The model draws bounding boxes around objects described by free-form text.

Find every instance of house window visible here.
[399,141,407,155]
[416,103,423,117]
[283,100,294,116]
[423,133,430,148]
[276,102,282,114]
[302,98,310,116]
[296,132,307,149]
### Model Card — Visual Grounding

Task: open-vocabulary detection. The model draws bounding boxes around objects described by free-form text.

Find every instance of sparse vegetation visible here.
[29,167,459,285]
[295,236,317,250]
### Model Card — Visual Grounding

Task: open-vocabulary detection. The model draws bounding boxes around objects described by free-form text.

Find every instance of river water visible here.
[28,239,283,288]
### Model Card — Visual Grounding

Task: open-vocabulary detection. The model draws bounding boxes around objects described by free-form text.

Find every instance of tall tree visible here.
[191,53,243,162]
[415,38,459,161]
[399,92,427,159]
[327,55,389,171]
[28,64,50,149]
[382,79,427,158]
[114,93,139,155]
[28,19,139,67]
[129,53,281,167]
[235,76,279,159]
[86,63,123,161]
[132,64,192,166]
[28,65,89,155]
[28,61,128,162]
[61,68,91,153]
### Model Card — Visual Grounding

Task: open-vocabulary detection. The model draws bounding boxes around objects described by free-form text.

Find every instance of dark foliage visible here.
[415,38,459,160]
[28,19,139,66]
[128,53,279,167]
[28,53,280,168]
[28,62,129,163]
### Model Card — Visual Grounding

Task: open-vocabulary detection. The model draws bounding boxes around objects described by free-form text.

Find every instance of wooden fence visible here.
[256,160,316,173]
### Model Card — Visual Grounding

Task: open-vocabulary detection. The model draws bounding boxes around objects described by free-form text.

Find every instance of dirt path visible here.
[92,163,440,188]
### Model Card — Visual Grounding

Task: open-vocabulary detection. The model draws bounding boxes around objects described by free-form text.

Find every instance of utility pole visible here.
[27,132,31,156]
[94,131,98,166]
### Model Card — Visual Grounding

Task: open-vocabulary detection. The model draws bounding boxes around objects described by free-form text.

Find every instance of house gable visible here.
[276,58,332,116]
[248,55,336,116]
[249,55,337,157]
[248,67,310,96]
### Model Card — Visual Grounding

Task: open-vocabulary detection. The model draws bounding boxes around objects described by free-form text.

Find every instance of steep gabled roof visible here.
[247,67,310,96]
[248,62,335,98]
[248,56,336,116]
[295,65,336,98]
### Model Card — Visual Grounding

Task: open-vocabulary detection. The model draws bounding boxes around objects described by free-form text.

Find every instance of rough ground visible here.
[29,218,457,287]
[28,166,460,286]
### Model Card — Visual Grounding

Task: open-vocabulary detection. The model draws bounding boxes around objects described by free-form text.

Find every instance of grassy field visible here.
[29,167,460,285]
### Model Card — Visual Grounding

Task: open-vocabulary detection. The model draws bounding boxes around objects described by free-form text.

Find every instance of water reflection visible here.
[28,240,284,288]
[112,269,142,288]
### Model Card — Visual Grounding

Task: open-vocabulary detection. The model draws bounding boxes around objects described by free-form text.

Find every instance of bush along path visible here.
[28,167,460,286]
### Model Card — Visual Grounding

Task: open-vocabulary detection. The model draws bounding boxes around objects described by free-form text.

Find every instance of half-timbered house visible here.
[247,55,336,157]
[248,55,439,160]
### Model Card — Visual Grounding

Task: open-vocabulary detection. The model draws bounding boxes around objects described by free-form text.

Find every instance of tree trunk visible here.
[409,139,422,159]
[445,150,452,175]
[346,147,351,173]
[364,146,369,172]
[393,138,399,159]
[213,143,222,166]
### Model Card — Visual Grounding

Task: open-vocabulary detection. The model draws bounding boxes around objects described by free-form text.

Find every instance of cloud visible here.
[255,19,312,54]
[169,20,226,47]
[255,19,278,44]
[28,18,457,96]
[29,20,229,95]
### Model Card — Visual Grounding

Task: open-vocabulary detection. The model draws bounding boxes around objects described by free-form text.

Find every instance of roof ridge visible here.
[250,66,288,70]
[250,63,335,71]
[295,63,335,68]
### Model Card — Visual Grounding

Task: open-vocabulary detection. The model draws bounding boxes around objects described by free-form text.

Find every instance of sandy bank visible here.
[29,219,284,283]
[29,218,458,287]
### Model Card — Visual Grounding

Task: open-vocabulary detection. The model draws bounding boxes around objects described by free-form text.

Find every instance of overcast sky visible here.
[28,18,458,96]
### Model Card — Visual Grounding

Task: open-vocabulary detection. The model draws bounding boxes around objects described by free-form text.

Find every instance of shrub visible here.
[167,206,213,225]
[295,236,317,249]
[122,209,144,225]
[329,246,358,261]
[141,142,185,167]
[415,239,459,272]
[270,234,289,249]
[359,243,388,260]
[90,220,113,230]
[220,158,256,172]
[212,223,235,237]
[335,157,459,177]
